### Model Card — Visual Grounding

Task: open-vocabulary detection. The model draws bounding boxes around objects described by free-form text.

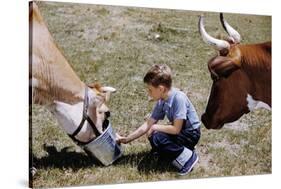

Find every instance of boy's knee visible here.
[149,132,169,147]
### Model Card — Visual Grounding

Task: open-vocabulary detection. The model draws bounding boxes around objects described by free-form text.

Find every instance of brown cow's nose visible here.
[201,113,209,129]
[201,113,222,129]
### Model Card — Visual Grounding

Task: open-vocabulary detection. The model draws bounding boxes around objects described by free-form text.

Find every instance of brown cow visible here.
[30,2,116,143]
[199,13,271,129]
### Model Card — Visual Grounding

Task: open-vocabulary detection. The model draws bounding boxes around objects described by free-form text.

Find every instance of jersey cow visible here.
[199,13,271,129]
[30,2,116,143]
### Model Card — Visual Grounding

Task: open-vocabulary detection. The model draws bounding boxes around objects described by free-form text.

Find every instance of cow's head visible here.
[199,14,251,129]
[50,83,116,142]
[87,83,116,131]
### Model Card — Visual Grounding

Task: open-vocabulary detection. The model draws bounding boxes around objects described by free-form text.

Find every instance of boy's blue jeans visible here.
[148,127,200,162]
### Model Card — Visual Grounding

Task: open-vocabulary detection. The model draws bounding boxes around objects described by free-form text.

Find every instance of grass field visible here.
[31,2,272,188]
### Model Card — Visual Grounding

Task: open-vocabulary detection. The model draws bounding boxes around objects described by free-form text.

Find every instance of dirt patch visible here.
[224,120,249,131]
[209,139,241,157]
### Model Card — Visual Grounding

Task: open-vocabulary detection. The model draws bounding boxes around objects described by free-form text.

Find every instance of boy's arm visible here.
[117,118,157,144]
[147,119,184,136]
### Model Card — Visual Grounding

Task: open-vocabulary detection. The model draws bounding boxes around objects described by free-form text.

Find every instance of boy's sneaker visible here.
[178,151,198,176]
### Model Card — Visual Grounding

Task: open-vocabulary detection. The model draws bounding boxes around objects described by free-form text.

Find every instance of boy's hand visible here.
[147,124,157,137]
[116,133,129,144]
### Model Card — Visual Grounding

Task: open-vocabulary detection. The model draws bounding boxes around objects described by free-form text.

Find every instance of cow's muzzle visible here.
[201,113,224,129]
[201,113,210,129]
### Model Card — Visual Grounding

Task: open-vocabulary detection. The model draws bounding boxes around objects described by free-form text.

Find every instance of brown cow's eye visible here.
[219,48,229,56]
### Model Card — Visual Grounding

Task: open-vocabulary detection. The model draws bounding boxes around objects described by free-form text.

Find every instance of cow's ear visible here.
[100,86,117,102]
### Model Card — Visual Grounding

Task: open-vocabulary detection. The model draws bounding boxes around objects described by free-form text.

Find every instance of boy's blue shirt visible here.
[151,87,201,130]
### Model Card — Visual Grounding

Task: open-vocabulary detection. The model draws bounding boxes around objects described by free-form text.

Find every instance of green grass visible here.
[31,1,272,188]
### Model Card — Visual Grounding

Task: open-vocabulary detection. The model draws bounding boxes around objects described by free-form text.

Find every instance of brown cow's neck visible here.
[239,43,271,106]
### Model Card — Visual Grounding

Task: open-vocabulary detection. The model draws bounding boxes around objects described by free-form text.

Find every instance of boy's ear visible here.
[158,85,166,92]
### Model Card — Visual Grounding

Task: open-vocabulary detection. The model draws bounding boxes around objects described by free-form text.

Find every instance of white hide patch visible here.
[50,101,84,135]
[246,94,271,111]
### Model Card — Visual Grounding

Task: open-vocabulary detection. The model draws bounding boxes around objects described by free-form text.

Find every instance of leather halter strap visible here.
[69,87,101,145]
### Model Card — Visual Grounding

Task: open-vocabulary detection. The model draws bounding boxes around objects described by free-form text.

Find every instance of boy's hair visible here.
[143,64,172,89]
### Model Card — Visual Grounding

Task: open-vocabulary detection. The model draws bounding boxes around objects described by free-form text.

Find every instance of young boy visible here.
[116,64,201,175]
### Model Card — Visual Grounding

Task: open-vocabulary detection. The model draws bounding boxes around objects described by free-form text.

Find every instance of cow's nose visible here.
[105,111,111,118]
[201,113,214,129]
[201,113,208,127]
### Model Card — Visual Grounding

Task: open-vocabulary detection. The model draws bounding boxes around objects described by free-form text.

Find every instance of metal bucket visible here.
[82,123,122,166]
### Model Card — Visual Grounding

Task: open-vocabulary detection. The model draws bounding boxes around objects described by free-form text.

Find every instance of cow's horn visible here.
[220,13,241,43]
[198,15,230,51]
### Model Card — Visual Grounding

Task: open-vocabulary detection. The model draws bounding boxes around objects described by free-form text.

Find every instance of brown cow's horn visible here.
[198,15,230,51]
[220,13,241,43]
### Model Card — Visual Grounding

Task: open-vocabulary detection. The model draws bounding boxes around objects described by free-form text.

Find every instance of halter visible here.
[68,87,102,146]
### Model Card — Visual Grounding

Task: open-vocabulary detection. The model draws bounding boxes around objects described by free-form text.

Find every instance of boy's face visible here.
[146,84,166,101]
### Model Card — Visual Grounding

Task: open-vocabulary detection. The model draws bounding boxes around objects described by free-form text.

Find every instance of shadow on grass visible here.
[32,144,102,171]
[114,151,176,174]
[32,144,175,174]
